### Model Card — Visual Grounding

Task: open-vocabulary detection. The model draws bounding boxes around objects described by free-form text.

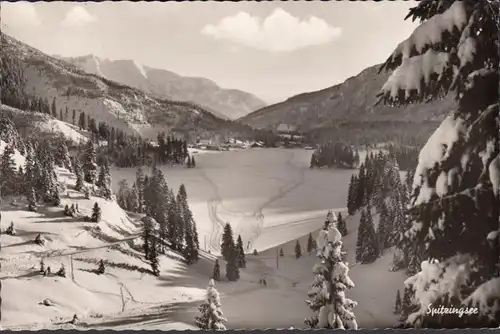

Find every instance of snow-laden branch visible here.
[379,1,470,72]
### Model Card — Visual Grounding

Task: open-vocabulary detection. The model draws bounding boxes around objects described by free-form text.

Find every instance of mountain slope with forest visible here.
[239,64,456,145]
[59,55,267,120]
[1,34,252,141]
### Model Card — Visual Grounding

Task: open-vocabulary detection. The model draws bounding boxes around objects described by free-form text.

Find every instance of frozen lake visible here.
[111,148,354,254]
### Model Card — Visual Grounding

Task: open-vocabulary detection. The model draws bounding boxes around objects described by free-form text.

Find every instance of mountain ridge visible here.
[58,54,267,120]
[238,64,455,136]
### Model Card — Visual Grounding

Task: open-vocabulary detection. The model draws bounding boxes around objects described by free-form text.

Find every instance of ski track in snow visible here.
[200,151,306,254]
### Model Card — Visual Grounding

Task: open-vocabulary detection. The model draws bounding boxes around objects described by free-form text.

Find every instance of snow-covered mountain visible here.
[58,55,267,120]
[2,34,252,140]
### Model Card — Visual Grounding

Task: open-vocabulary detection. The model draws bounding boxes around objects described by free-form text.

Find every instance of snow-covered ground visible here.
[2,147,406,330]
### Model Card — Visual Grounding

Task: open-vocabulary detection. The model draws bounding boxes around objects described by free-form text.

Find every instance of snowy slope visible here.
[0,165,209,329]
[2,104,88,145]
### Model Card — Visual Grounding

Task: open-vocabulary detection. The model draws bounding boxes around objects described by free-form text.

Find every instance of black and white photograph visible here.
[0,0,499,330]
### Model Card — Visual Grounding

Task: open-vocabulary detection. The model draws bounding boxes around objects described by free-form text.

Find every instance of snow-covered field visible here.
[2,147,406,330]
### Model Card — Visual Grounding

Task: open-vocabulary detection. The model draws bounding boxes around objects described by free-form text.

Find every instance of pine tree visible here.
[212,259,221,281]
[220,223,235,262]
[135,167,145,213]
[0,143,16,196]
[27,187,37,212]
[191,155,196,167]
[82,140,97,184]
[347,174,356,215]
[295,240,302,259]
[306,232,316,253]
[355,208,378,264]
[183,224,199,265]
[150,236,160,276]
[225,247,240,282]
[377,202,391,251]
[377,0,499,327]
[91,202,101,223]
[39,259,45,273]
[96,160,112,200]
[337,212,348,236]
[394,289,402,315]
[305,220,357,329]
[280,248,284,257]
[141,216,155,260]
[97,259,105,274]
[235,235,246,268]
[195,279,227,330]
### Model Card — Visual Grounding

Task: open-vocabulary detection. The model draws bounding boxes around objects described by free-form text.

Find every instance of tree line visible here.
[310,142,360,169]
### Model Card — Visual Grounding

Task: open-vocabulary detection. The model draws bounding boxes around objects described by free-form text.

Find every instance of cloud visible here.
[61,6,96,27]
[201,8,342,52]
[1,2,42,28]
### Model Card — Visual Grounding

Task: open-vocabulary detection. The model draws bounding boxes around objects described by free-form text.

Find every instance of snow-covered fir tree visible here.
[295,240,302,259]
[91,202,101,223]
[236,235,246,268]
[195,279,227,330]
[212,259,221,281]
[377,0,500,328]
[221,223,235,262]
[305,215,357,329]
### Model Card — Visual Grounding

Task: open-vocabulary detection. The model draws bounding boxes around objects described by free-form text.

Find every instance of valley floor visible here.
[1,148,406,330]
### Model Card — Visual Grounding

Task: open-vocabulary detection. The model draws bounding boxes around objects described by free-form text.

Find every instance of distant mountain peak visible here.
[61,55,266,120]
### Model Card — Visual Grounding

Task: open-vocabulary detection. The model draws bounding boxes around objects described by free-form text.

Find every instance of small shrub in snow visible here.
[97,259,105,274]
[56,263,66,278]
[253,249,258,256]
[35,233,45,246]
[195,279,227,330]
[279,248,284,257]
[91,202,101,223]
[5,222,15,236]
[39,259,45,273]
[41,298,53,307]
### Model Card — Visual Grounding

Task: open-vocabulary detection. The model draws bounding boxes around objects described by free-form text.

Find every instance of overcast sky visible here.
[2,1,418,103]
